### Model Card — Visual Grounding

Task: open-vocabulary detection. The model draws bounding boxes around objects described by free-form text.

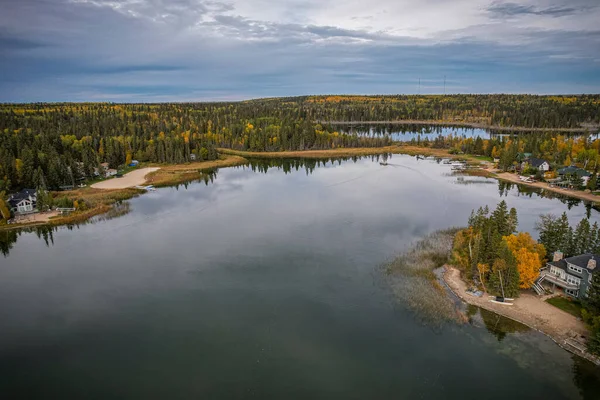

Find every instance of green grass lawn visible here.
[546,296,583,318]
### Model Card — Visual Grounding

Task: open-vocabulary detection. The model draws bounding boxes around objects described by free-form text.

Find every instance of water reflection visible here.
[243,154,392,175]
[468,305,531,342]
[337,123,600,142]
[2,155,600,397]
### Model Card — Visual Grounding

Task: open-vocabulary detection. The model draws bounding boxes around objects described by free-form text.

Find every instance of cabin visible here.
[7,189,37,215]
[522,157,550,172]
[557,166,591,186]
[535,251,598,300]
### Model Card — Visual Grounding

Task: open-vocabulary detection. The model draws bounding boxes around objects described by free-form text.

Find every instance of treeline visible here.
[452,201,545,297]
[537,213,600,258]
[0,103,392,192]
[418,132,600,176]
[302,95,600,128]
[2,95,599,192]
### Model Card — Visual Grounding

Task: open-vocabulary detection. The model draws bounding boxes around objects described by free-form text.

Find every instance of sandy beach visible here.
[91,167,160,189]
[443,265,600,364]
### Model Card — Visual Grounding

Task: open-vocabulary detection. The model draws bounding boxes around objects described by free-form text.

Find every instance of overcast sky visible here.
[1,0,599,102]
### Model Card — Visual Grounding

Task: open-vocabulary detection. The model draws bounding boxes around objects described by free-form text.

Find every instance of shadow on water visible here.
[242,153,393,175]
[467,304,531,342]
[497,180,600,216]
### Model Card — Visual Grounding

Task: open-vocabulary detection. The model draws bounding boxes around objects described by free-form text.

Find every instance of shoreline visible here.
[4,145,600,231]
[492,171,600,204]
[320,120,598,133]
[442,265,600,365]
[1,155,248,231]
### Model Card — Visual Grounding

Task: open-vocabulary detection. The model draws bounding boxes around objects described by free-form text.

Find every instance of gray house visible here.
[7,189,37,215]
[523,157,550,172]
[535,251,598,300]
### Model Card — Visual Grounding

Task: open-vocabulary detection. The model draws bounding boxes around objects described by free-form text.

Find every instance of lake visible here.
[1,155,600,399]
[336,123,600,142]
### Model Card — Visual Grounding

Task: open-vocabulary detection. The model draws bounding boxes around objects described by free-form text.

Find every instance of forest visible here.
[452,201,545,298]
[1,95,599,194]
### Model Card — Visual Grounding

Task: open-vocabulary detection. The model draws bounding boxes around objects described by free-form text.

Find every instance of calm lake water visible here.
[1,155,600,399]
[337,124,600,141]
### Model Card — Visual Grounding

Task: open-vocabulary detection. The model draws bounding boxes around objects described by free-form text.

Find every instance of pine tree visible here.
[586,271,600,315]
[573,218,592,255]
[492,200,511,236]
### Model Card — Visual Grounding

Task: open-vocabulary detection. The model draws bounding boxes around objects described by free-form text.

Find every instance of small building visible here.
[558,166,591,186]
[190,153,197,161]
[106,169,118,177]
[536,251,598,300]
[129,160,139,167]
[7,189,37,215]
[523,157,550,172]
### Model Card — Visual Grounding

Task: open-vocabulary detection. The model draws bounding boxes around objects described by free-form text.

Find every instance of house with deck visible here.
[522,157,550,172]
[534,251,598,300]
[7,189,37,215]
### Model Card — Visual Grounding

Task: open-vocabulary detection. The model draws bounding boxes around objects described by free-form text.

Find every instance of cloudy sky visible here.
[1,0,599,101]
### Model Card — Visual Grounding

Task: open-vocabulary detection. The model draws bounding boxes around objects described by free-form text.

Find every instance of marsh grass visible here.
[146,155,247,187]
[385,228,462,324]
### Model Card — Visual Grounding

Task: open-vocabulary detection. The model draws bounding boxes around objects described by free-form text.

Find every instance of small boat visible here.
[488,295,514,301]
[490,296,513,305]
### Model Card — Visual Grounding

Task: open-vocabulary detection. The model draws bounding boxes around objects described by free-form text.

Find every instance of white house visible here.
[523,157,550,172]
[7,189,37,215]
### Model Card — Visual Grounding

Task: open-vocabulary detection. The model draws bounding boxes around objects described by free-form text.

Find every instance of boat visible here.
[488,295,514,301]
[490,297,514,305]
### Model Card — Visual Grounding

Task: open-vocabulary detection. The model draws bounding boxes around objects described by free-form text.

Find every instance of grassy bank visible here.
[546,297,583,318]
[218,145,484,162]
[1,155,248,231]
[385,229,462,324]
[146,155,248,187]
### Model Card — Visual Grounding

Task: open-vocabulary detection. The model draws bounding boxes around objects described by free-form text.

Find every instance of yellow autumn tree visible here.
[0,192,11,221]
[503,232,546,289]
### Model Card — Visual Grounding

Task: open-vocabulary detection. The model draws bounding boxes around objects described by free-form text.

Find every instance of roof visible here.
[7,189,36,207]
[527,158,549,168]
[549,253,600,274]
[558,166,591,177]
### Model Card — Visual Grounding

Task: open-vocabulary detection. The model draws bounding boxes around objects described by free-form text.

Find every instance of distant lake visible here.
[337,123,600,142]
[1,156,600,399]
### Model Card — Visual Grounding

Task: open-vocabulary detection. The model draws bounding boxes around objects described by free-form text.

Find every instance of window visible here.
[567,275,581,286]
[568,264,583,274]
[566,289,579,297]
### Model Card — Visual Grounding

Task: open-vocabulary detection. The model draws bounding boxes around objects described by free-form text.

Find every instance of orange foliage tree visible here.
[503,232,546,288]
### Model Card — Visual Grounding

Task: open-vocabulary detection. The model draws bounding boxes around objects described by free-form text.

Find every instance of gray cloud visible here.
[0,0,599,101]
[487,1,578,18]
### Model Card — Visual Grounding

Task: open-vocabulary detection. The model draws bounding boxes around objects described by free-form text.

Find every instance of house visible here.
[190,153,196,161]
[106,169,118,177]
[558,166,591,186]
[535,251,598,300]
[522,157,550,172]
[7,189,37,215]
